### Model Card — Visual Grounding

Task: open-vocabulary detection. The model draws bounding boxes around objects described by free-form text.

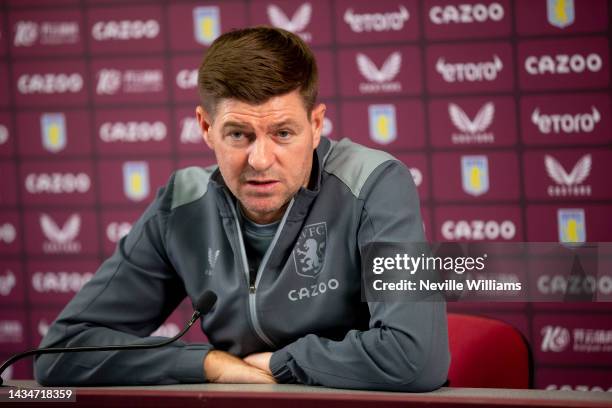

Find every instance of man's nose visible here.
[248,136,275,171]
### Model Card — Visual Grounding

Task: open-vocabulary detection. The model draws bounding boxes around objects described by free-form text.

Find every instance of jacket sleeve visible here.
[269,161,450,391]
[34,179,213,386]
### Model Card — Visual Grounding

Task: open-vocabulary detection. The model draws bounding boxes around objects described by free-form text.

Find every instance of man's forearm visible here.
[204,350,276,383]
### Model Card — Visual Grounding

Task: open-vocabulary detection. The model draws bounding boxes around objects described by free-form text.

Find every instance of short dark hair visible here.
[198,26,318,117]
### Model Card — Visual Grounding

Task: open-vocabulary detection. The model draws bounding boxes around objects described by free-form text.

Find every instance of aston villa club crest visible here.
[40,113,67,153]
[193,6,220,46]
[293,222,327,278]
[368,104,397,145]
[123,161,150,202]
[461,155,489,196]
[547,0,575,29]
[557,208,586,243]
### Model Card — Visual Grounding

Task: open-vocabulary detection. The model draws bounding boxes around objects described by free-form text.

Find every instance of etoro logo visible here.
[532,107,600,134]
[357,52,402,93]
[545,154,591,197]
[40,213,82,254]
[541,325,570,352]
[429,3,504,24]
[267,3,312,42]
[436,55,502,82]
[344,6,409,33]
[92,20,160,41]
[525,53,602,75]
[449,102,495,144]
[106,221,132,243]
[441,219,516,240]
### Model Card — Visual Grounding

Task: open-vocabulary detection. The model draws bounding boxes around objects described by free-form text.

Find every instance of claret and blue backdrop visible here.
[0,0,611,392]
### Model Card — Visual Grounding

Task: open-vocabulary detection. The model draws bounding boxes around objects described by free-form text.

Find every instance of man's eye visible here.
[277,130,291,138]
[229,132,244,140]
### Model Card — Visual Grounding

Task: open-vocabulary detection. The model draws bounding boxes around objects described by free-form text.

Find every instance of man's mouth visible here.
[245,179,279,191]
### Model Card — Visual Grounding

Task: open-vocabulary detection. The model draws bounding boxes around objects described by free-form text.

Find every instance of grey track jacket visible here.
[34,137,450,391]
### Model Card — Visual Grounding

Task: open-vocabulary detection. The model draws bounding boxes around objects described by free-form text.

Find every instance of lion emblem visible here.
[293,222,327,278]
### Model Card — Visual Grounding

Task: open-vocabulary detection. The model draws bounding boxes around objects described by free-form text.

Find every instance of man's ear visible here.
[196,106,214,149]
[310,103,326,149]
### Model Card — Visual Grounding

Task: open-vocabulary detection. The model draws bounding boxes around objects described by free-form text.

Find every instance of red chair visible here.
[447,313,532,388]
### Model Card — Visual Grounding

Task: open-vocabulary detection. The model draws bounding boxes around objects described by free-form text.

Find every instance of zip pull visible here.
[249,284,256,294]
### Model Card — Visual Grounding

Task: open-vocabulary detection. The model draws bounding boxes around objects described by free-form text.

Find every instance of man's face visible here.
[197,90,326,224]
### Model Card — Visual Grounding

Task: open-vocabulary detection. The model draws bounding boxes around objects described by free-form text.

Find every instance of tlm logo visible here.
[541,325,571,352]
[205,248,220,276]
[545,154,591,197]
[357,51,401,83]
[180,117,202,144]
[531,107,600,134]
[0,223,16,244]
[267,3,312,41]
[40,213,82,254]
[449,102,495,144]
[14,21,38,47]
[96,69,122,95]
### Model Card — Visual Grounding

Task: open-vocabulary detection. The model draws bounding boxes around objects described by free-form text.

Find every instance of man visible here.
[35,27,449,391]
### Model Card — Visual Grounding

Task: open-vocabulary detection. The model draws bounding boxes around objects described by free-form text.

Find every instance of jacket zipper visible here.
[225,192,294,349]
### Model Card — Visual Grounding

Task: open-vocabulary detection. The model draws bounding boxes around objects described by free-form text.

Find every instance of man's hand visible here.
[243,352,273,375]
[204,350,276,384]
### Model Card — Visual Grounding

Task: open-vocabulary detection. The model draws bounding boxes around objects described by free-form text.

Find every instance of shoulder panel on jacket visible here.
[171,165,217,210]
[323,138,395,198]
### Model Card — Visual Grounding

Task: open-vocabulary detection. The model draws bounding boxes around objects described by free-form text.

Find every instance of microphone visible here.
[0,290,217,386]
